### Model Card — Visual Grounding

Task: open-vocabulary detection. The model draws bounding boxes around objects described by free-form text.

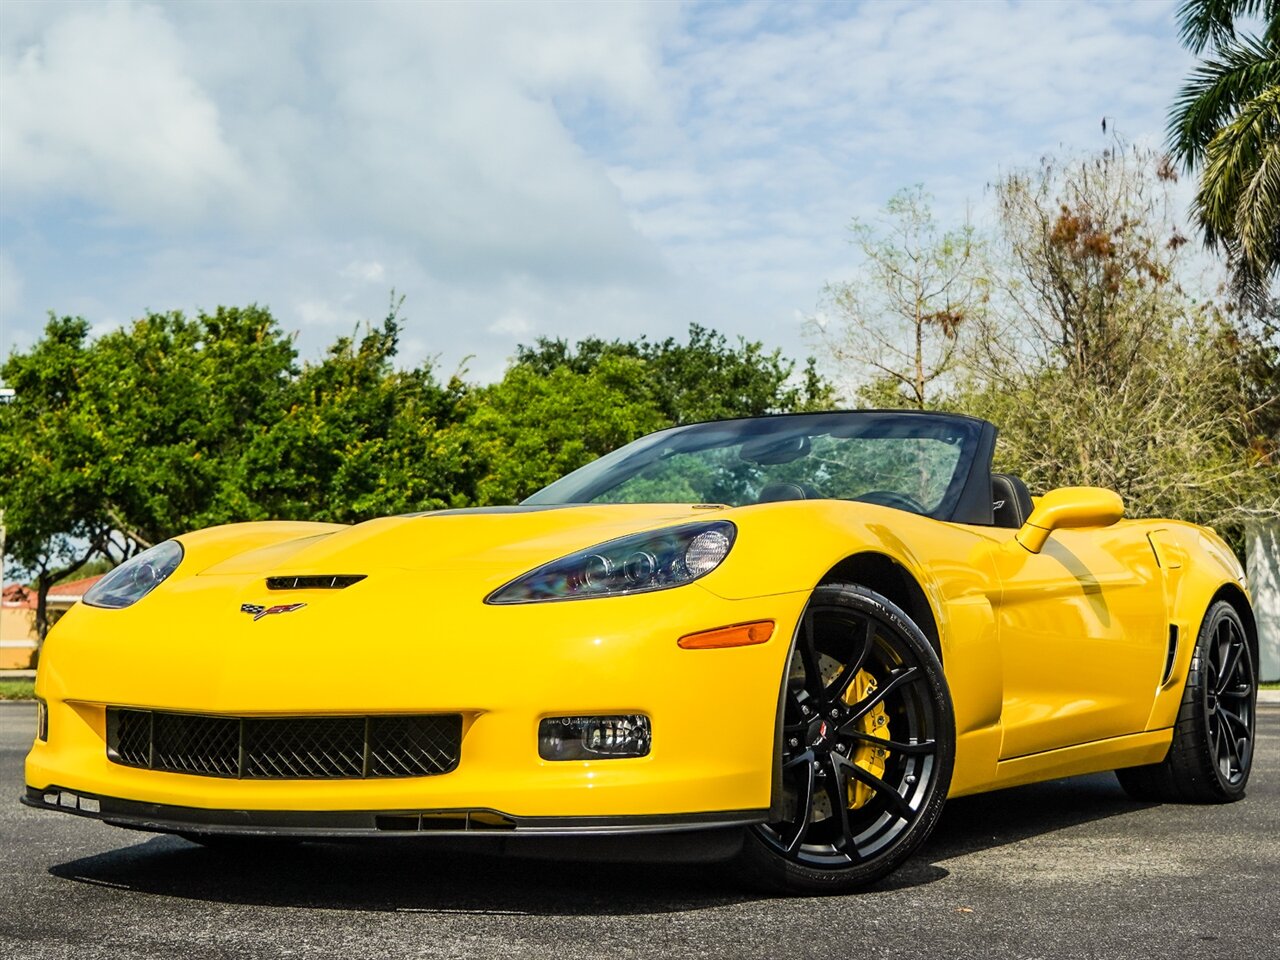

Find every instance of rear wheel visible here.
[1116,600,1256,803]
[737,584,954,894]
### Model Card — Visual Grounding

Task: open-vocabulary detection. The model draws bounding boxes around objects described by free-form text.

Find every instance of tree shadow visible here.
[47,772,1153,914]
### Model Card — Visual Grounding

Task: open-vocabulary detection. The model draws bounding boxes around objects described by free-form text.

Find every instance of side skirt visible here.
[949,728,1173,798]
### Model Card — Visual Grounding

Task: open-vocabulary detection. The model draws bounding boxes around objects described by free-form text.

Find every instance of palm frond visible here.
[1167,33,1280,171]
[1235,103,1280,260]
[1194,86,1280,304]
[1196,85,1280,239]
[1177,0,1278,53]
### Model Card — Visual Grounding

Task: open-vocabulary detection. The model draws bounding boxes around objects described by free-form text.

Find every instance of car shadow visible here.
[921,771,1156,867]
[47,772,1153,915]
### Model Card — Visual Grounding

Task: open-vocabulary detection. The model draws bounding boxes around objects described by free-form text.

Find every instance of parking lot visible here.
[1,701,1277,959]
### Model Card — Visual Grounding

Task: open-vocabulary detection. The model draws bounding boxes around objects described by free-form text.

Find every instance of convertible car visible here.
[23,410,1258,892]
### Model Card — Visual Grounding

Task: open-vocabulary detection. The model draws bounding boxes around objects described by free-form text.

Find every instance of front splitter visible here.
[22,785,765,838]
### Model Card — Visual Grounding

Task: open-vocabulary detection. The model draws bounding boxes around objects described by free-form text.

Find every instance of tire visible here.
[736,584,955,894]
[1116,600,1256,803]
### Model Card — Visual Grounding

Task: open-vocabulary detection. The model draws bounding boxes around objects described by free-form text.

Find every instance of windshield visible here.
[524,411,984,517]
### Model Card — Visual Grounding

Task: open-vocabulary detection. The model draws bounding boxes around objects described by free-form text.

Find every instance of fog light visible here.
[539,715,651,761]
[36,697,48,742]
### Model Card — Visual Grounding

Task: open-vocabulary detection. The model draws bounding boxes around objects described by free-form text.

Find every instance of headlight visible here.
[486,520,735,604]
[84,540,184,610]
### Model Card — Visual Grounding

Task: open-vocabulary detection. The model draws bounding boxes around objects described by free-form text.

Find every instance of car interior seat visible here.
[991,473,1034,528]
[757,481,818,503]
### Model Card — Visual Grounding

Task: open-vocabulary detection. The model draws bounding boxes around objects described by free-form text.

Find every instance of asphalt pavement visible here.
[1,700,1277,959]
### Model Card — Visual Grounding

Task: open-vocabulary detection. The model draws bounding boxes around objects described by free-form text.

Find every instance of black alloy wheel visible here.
[1204,608,1255,786]
[738,583,954,893]
[1117,600,1256,803]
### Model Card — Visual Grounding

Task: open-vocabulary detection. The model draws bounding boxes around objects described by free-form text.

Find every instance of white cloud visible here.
[488,311,534,337]
[0,1,248,224]
[341,261,387,284]
[295,298,359,330]
[0,0,1196,381]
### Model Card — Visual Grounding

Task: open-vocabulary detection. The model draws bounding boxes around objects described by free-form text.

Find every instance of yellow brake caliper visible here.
[844,670,889,809]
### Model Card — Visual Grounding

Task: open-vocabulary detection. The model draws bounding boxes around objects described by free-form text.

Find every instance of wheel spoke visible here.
[783,747,815,771]
[822,754,858,855]
[841,667,921,729]
[831,617,875,702]
[1222,726,1242,776]
[1212,719,1228,765]
[845,730,937,755]
[785,685,814,725]
[1220,705,1250,740]
[784,758,817,854]
[1221,681,1253,700]
[844,757,915,822]
[797,611,823,698]
[1216,640,1243,696]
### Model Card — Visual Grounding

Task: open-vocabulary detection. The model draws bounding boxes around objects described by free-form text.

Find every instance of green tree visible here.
[0,316,114,639]
[813,186,989,409]
[514,323,833,424]
[234,302,469,520]
[456,356,669,504]
[1168,0,1280,305]
[0,306,301,639]
[89,305,298,546]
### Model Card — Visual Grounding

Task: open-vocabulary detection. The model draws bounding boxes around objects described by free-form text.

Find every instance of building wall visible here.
[1247,521,1280,683]
[0,605,37,669]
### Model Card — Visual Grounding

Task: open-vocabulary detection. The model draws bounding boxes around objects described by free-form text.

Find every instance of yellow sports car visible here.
[24,410,1258,892]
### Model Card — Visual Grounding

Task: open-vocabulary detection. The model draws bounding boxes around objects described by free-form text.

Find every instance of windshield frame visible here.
[523,410,998,524]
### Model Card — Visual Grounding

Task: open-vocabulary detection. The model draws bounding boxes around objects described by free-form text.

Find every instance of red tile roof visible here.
[3,574,106,607]
[2,583,34,608]
[47,574,105,601]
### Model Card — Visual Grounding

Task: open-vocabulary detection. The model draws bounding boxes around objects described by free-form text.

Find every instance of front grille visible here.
[106,709,461,779]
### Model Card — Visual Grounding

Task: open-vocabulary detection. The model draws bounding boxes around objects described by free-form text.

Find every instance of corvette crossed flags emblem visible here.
[240,602,307,621]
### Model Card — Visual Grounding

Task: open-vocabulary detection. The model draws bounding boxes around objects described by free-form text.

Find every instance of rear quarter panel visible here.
[1138,520,1251,731]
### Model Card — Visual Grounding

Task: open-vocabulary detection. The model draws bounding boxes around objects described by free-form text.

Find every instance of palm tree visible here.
[1168,0,1280,306]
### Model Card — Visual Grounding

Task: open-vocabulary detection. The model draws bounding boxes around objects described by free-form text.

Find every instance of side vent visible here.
[266,575,367,591]
[1161,625,1179,686]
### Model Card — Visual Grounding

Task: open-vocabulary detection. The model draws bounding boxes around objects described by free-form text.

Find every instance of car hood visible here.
[194,504,732,581]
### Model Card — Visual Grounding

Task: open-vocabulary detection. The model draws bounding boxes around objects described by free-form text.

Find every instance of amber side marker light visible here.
[678,620,775,650]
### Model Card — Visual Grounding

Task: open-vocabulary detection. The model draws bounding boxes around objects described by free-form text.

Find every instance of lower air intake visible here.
[106,709,461,779]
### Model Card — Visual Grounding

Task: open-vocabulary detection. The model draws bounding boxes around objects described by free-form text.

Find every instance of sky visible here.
[0,0,1194,384]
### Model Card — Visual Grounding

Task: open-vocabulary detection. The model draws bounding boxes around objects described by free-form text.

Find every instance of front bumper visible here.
[26,578,806,827]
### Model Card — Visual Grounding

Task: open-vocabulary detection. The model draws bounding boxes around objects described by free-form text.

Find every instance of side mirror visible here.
[1015,486,1124,554]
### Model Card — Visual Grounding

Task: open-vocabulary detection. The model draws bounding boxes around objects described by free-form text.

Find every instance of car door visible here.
[985,522,1168,759]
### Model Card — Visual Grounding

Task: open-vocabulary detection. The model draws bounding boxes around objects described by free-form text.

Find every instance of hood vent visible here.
[266,575,367,591]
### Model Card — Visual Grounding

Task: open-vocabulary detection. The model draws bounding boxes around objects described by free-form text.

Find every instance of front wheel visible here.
[737,584,955,894]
